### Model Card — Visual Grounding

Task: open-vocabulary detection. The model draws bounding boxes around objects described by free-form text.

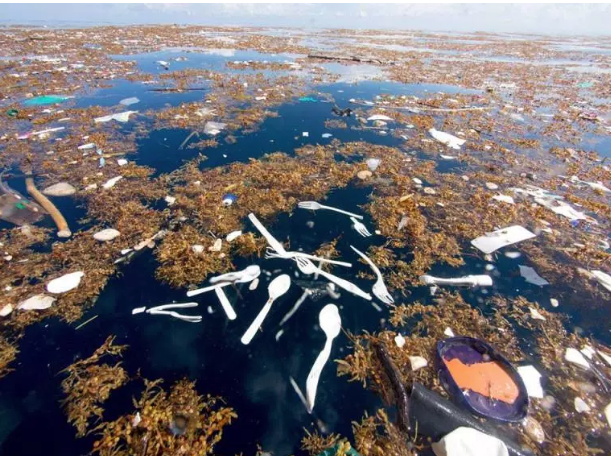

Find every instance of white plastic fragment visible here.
[0,304,14,317]
[413,177,423,185]
[93,228,120,242]
[550,298,559,307]
[366,158,381,171]
[94,110,137,123]
[367,114,393,122]
[440,154,456,160]
[249,277,260,291]
[428,128,466,150]
[46,271,84,294]
[302,131,309,137]
[119,97,139,106]
[132,306,146,315]
[18,294,56,310]
[517,365,544,399]
[444,327,455,337]
[505,251,521,259]
[394,334,406,348]
[209,238,222,252]
[102,176,123,189]
[492,194,515,204]
[164,195,176,205]
[191,245,204,254]
[226,230,242,242]
[486,182,499,190]
[590,270,611,292]
[519,266,549,286]
[132,412,141,427]
[78,143,96,150]
[117,158,128,166]
[471,225,536,254]
[431,427,509,456]
[529,307,547,321]
[574,397,591,413]
[597,350,611,367]
[203,121,226,136]
[42,182,76,196]
[565,347,590,369]
[321,133,333,138]
[604,402,611,428]
[420,274,493,288]
[409,356,428,371]
[580,345,596,359]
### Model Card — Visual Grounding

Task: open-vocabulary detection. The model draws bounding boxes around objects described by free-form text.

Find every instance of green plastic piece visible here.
[23,95,71,106]
[299,96,318,102]
[316,444,361,456]
[14,202,26,210]
[576,81,594,89]
[6,109,18,117]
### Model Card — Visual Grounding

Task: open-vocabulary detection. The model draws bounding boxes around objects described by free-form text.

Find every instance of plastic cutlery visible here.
[294,257,372,301]
[248,213,287,254]
[265,247,352,268]
[298,201,363,220]
[241,274,291,345]
[215,287,237,320]
[420,274,493,288]
[350,216,372,237]
[350,245,394,304]
[306,304,341,412]
[187,265,261,297]
[146,302,202,323]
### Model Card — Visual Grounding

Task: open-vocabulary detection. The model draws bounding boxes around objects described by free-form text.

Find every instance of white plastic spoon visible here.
[215,287,237,320]
[241,274,291,345]
[306,304,341,413]
[187,265,261,297]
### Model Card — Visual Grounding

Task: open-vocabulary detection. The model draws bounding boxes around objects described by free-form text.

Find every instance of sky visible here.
[1,3,610,36]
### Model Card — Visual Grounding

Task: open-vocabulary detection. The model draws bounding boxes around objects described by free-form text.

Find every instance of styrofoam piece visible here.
[18,294,56,310]
[591,270,611,292]
[94,110,138,123]
[394,334,406,348]
[565,347,590,369]
[46,271,84,294]
[519,265,549,286]
[102,176,123,189]
[429,128,466,150]
[471,225,536,254]
[367,114,393,122]
[93,228,120,242]
[517,365,544,399]
[409,356,428,371]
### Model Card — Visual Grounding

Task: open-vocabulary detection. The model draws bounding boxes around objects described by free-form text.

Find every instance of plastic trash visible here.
[410,356,428,371]
[0,304,13,317]
[565,347,590,369]
[0,174,46,226]
[518,266,549,286]
[429,128,466,150]
[297,201,363,219]
[574,397,590,413]
[367,114,393,122]
[42,182,76,197]
[351,216,372,237]
[18,294,56,310]
[94,110,137,123]
[146,302,201,323]
[222,194,237,206]
[350,245,393,304]
[298,96,317,102]
[432,427,509,456]
[119,96,139,106]
[18,126,65,140]
[226,230,242,242]
[93,228,120,242]
[516,365,544,399]
[492,194,515,204]
[321,133,332,138]
[420,274,493,288]
[366,158,381,171]
[6,109,18,117]
[46,271,85,294]
[591,270,611,292]
[306,304,341,412]
[102,176,123,189]
[577,81,594,89]
[471,226,536,254]
[331,105,352,117]
[23,95,72,106]
[203,121,226,136]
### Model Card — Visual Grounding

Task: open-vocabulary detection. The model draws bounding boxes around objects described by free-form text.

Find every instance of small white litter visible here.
[42,182,76,197]
[132,307,146,315]
[302,131,309,137]
[413,177,423,185]
[505,251,521,259]
[46,271,84,294]
[209,238,222,252]
[102,176,123,189]
[321,133,333,138]
[18,294,56,310]
[591,270,611,292]
[78,143,96,150]
[565,347,590,369]
[367,114,393,122]
[519,266,549,286]
[604,402,611,427]
[366,158,381,171]
[471,225,536,254]
[444,327,455,337]
[432,427,508,456]
[94,111,138,123]
[492,194,514,204]
[486,182,499,190]
[550,298,559,307]
[164,195,176,206]
[117,158,128,166]
[574,397,591,413]
[226,230,242,242]
[440,154,456,160]
[191,245,204,254]
[428,128,466,150]
[0,304,14,317]
[203,121,226,136]
[394,334,406,348]
[249,277,260,291]
[119,97,139,106]
[529,307,547,321]
[93,228,120,242]
[517,365,544,399]
[409,356,428,371]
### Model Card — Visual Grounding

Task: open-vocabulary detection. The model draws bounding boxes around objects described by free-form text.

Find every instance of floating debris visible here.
[42,182,76,197]
[46,271,85,294]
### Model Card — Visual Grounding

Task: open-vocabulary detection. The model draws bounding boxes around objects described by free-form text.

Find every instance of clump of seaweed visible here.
[60,336,128,437]
[92,378,237,456]
[0,335,19,378]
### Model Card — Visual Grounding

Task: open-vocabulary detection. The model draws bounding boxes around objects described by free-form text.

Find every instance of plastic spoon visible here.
[215,287,237,320]
[306,304,341,412]
[241,274,291,345]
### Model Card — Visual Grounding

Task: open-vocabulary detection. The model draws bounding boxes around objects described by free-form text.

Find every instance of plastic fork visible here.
[298,201,363,220]
[350,245,394,305]
[294,257,371,301]
[265,247,352,268]
[146,302,202,323]
[350,217,372,237]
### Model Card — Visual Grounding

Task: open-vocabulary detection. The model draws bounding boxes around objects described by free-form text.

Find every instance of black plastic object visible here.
[437,336,529,422]
[409,383,533,456]
[331,105,352,117]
